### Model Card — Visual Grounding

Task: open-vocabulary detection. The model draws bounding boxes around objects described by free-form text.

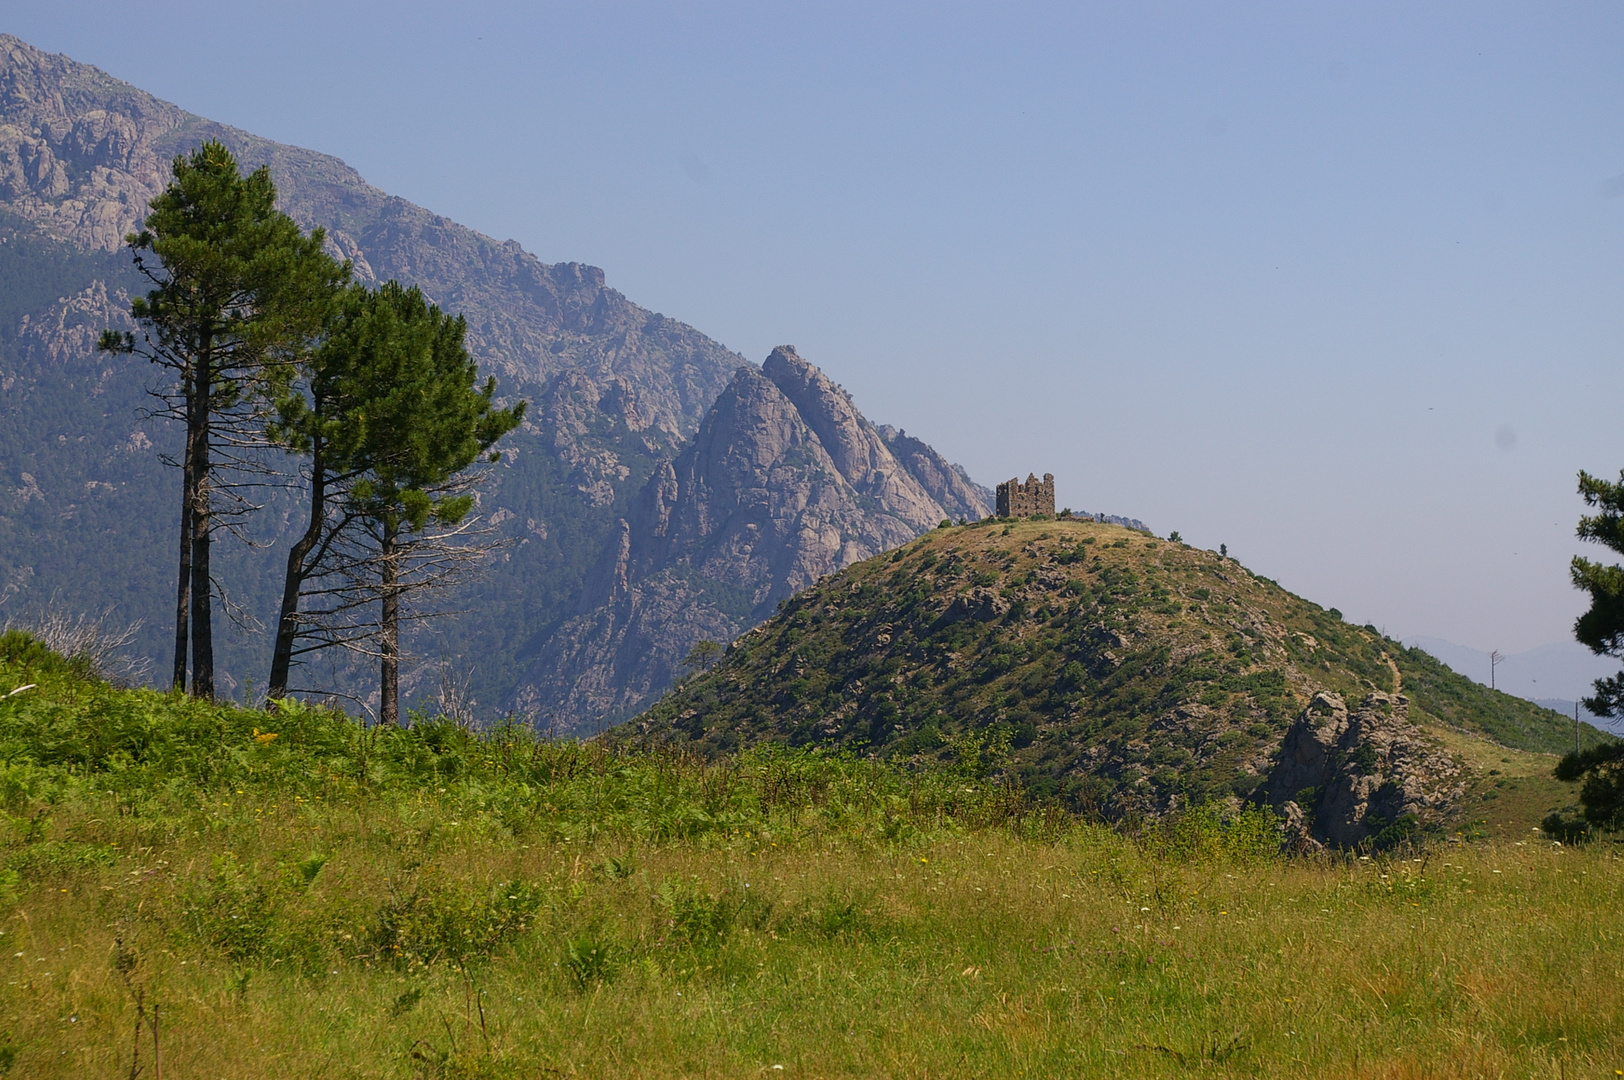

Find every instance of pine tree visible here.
[265,282,522,721]
[101,142,346,699]
[1554,469,1624,830]
[264,282,374,700]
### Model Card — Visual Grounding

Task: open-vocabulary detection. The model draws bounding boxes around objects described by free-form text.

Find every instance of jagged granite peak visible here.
[874,424,994,523]
[632,361,927,592]
[759,345,949,528]
[514,348,985,733]
[0,33,750,710]
[0,35,996,723]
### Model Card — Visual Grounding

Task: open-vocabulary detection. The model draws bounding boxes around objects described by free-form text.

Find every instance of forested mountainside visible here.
[0,35,989,723]
[632,518,1606,845]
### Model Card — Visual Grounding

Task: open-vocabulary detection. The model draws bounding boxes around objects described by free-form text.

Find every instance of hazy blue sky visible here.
[9,2,1624,655]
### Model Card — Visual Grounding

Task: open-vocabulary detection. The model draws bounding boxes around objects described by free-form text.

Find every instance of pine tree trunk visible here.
[189,337,214,700]
[379,514,399,726]
[267,443,325,701]
[171,414,193,693]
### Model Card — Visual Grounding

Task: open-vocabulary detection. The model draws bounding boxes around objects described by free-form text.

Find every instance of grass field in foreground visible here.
[6,815,1622,1079]
[1,634,1621,1078]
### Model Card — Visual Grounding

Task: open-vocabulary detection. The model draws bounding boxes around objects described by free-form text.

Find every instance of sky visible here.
[8,1,1624,658]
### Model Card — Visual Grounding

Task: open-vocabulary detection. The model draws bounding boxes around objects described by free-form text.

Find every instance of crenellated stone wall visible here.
[996,473,1055,517]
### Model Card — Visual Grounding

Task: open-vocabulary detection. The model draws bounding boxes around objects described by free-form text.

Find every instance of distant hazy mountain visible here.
[0,35,987,726]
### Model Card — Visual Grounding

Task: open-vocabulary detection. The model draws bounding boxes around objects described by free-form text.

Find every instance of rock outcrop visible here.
[874,425,994,523]
[1263,691,1465,848]
[514,348,992,732]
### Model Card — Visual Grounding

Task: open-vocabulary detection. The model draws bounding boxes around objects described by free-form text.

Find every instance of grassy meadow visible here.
[1,633,1621,1078]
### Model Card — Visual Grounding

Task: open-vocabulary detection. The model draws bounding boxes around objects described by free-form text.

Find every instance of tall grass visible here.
[0,632,1618,1078]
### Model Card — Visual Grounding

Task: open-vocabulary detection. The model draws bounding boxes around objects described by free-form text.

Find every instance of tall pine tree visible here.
[102,142,346,698]
[264,281,522,719]
[264,282,375,700]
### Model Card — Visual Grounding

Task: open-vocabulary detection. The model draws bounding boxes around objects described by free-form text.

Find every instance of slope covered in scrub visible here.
[631,518,1606,818]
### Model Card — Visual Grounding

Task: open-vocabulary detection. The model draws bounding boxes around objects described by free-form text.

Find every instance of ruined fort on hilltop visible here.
[996,472,1055,517]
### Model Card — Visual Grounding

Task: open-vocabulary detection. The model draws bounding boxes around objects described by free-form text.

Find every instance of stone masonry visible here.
[996,473,1055,517]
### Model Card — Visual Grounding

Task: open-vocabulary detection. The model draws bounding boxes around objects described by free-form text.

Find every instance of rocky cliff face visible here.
[514,347,992,732]
[0,35,741,441]
[875,425,995,523]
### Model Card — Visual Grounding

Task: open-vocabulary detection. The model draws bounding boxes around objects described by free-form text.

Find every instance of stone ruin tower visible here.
[996,473,1055,517]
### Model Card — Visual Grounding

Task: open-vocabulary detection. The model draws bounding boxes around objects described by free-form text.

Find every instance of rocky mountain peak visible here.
[511,347,991,733]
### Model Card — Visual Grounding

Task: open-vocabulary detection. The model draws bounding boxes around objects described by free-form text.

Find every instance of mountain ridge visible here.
[0,34,993,722]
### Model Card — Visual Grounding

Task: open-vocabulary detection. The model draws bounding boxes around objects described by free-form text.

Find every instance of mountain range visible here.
[0,34,1001,730]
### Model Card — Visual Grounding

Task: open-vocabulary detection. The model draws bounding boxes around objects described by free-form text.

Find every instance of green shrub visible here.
[564,936,618,991]
[370,878,544,969]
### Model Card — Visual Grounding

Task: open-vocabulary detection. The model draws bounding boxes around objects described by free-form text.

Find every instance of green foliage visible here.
[185,852,278,963]
[297,853,330,887]
[5,639,1623,1077]
[330,281,525,532]
[1541,811,1592,843]
[264,278,526,702]
[1552,742,1624,831]
[1146,804,1282,864]
[115,141,345,382]
[1365,812,1420,852]
[0,630,89,679]
[1571,469,1624,718]
[371,878,544,970]
[682,640,724,675]
[563,936,618,990]
[1348,743,1380,776]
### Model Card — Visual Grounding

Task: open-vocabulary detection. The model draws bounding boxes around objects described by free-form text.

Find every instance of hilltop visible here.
[632,517,1606,845]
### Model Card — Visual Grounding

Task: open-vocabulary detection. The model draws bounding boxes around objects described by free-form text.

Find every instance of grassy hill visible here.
[0,630,1620,1076]
[633,518,1605,823]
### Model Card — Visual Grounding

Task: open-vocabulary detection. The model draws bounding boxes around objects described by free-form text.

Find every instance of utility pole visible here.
[1489,649,1504,691]
[1576,701,1582,756]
